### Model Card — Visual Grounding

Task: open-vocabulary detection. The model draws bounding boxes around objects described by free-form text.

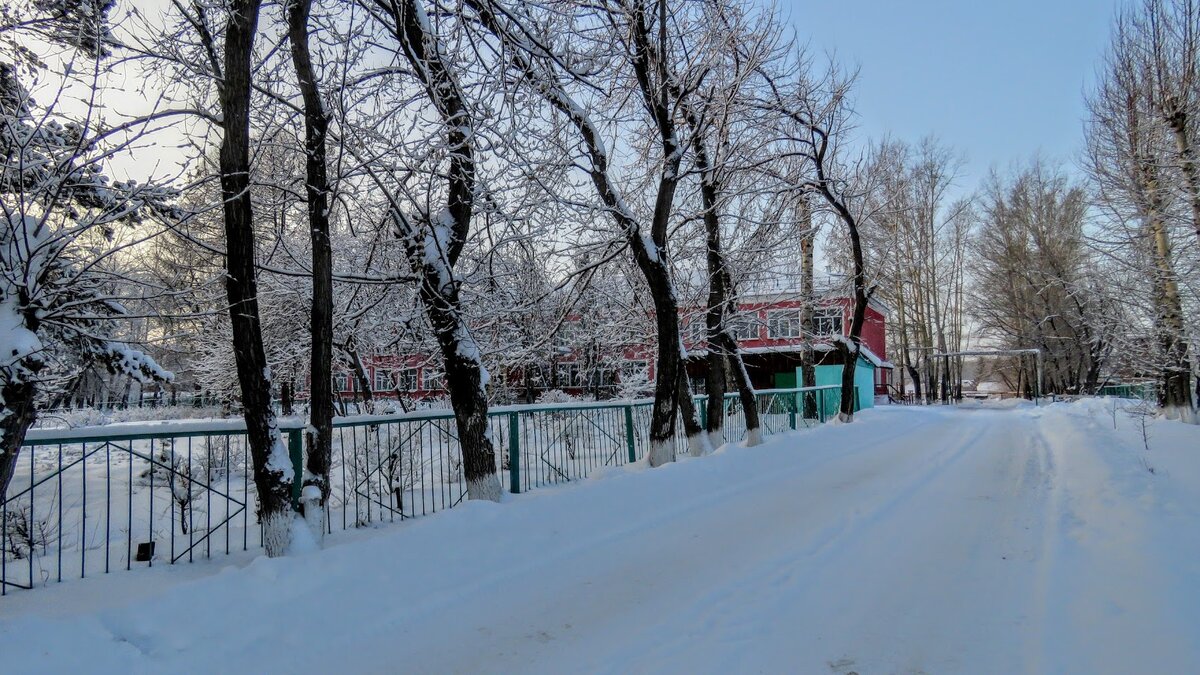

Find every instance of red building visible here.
[677,289,893,398]
[332,288,892,403]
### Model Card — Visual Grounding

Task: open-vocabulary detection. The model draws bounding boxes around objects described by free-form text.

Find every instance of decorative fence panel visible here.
[2,385,850,595]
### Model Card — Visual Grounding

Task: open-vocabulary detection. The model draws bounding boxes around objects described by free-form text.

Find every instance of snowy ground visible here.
[2,400,1198,674]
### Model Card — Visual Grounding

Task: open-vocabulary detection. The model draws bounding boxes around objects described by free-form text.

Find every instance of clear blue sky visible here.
[781,0,1120,191]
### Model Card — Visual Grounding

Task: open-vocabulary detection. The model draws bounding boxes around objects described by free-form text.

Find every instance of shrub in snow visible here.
[3,498,55,560]
[535,389,578,406]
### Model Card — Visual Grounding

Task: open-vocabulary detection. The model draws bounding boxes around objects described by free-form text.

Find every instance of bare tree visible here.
[363,0,502,499]
[759,56,873,421]
[1087,8,1197,421]
[284,0,335,532]
[676,2,781,448]
[972,161,1112,396]
[1127,0,1200,246]
[213,0,299,552]
[463,0,716,464]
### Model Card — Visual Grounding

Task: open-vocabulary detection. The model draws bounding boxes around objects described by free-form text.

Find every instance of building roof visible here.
[687,342,894,369]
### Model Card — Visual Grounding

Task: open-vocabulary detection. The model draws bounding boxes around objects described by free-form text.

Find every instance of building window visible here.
[554,362,584,388]
[423,368,444,391]
[729,314,759,341]
[375,368,418,392]
[767,309,802,338]
[814,306,843,336]
[334,372,351,392]
[686,316,707,345]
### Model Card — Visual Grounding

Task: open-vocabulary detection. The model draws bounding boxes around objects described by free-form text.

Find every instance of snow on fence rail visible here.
[1,385,850,595]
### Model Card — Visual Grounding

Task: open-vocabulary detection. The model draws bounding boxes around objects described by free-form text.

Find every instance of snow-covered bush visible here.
[535,389,579,406]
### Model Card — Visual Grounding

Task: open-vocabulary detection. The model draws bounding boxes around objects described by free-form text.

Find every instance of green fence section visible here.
[3,385,850,594]
[1096,382,1157,402]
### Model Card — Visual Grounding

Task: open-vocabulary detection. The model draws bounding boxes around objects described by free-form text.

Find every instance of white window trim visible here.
[375,367,419,392]
[728,315,759,341]
[813,306,843,336]
[767,309,802,339]
[422,368,444,391]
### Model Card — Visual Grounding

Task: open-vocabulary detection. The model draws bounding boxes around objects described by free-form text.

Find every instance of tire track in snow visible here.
[533,410,997,674]
[603,410,1006,674]
[349,409,982,674]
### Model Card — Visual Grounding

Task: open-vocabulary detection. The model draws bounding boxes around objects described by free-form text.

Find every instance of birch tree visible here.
[1087,7,1198,420]
[759,55,874,421]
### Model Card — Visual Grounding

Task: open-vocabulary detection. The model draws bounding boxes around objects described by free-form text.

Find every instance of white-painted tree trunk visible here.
[300,484,325,546]
[744,427,764,447]
[647,439,674,467]
[706,430,726,452]
[467,474,503,502]
[261,510,293,558]
[686,432,710,458]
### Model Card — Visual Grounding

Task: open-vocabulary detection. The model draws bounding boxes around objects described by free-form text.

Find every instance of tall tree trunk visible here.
[280,380,293,416]
[287,0,334,536]
[704,346,727,448]
[642,254,690,465]
[677,369,706,457]
[0,379,37,507]
[218,0,295,556]
[692,132,760,448]
[1131,100,1196,420]
[720,333,760,443]
[423,282,501,499]
[386,0,500,499]
[1167,113,1200,246]
[799,200,817,418]
[815,183,868,421]
[1147,209,1195,419]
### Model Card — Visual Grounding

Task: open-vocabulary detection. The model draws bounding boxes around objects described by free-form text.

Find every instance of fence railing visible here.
[2,385,852,595]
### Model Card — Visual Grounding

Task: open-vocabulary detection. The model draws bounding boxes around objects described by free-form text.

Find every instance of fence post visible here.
[818,390,826,423]
[287,427,304,508]
[789,392,797,430]
[698,396,707,431]
[623,404,637,464]
[508,412,521,494]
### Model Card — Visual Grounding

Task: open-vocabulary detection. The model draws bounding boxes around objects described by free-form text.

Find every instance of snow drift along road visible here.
[2,400,1198,674]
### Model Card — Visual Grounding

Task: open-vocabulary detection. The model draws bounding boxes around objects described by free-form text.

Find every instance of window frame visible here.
[422,367,444,392]
[375,367,419,393]
[813,305,843,336]
[728,314,759,341]
[767,309,803,339]
[554,362,584,388]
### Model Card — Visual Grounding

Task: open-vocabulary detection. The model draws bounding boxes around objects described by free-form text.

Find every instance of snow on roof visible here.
[858,344,894,369]
[690,342,894,369]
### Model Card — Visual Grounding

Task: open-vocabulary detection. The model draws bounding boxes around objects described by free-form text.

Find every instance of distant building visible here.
[326,287,892,410]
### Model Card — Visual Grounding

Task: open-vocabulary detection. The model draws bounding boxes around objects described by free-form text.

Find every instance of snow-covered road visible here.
[3,401,1199,674]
